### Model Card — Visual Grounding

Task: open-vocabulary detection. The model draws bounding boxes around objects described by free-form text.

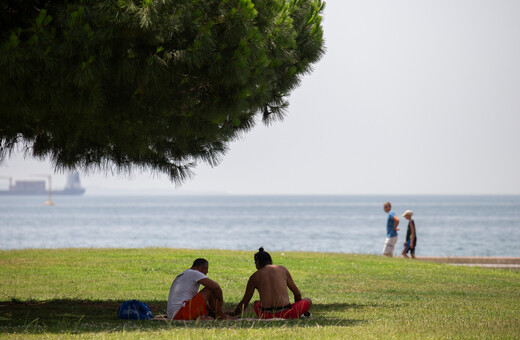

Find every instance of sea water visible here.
[1,195,519,257]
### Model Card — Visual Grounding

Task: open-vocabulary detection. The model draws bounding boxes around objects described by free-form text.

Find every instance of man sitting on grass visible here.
[231,247,312,319]
[167,258,231,320]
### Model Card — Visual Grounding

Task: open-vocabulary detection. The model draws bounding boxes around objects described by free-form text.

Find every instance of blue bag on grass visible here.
[118,300,154,320]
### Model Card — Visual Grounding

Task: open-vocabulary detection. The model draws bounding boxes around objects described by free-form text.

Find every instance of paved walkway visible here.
[417,257,520,270]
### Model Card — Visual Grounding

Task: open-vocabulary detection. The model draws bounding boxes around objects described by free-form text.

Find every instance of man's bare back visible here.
[251,264,300,308]
[232,248,311,318]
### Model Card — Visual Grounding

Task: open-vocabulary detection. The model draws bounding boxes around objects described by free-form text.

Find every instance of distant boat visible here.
[0,172,86,196]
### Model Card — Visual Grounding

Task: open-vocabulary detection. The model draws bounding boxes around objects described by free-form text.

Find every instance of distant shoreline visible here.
[419,256,520,262]
[1,248,519,262]
[418,256,520,269]
[1,247,520,260]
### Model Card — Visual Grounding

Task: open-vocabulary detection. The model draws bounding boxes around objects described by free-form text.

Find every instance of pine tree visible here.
[0,0,325,183]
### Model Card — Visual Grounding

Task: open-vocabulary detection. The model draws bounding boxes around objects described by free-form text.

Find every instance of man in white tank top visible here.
[167,258,231,320]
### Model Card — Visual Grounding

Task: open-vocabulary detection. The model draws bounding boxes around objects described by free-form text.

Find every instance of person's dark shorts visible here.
[403,238,417,254]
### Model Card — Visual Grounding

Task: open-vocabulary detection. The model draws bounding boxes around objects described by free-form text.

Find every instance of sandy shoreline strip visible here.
[417,256,520,269]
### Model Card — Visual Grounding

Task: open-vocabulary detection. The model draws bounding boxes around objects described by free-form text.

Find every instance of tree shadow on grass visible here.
[0,299,369,334]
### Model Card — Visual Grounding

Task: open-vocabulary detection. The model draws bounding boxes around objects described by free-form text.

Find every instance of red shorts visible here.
[254,300,310,319]
[173,292,207,320]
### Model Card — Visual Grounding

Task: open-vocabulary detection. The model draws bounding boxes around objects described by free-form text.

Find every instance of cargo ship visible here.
[0,172,85,195]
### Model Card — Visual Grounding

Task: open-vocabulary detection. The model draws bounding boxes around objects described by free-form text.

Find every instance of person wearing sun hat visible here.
[401,210,417,259]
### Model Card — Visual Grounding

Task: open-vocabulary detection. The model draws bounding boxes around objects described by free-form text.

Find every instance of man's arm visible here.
[285,268,302,302]
[410,220,415,247]
[233,274,256,316]
[198,277,223,302]
[393,216,400,231]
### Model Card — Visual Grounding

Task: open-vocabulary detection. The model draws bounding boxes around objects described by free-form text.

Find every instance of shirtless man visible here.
[232,247,312,319]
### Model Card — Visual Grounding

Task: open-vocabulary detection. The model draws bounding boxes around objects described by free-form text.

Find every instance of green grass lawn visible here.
[0,248,519,339]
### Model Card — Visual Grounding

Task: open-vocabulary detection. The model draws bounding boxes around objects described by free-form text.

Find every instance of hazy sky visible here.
[2,0,520,195]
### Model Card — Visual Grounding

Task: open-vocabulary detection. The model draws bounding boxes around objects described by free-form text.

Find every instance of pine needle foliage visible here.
[0,0,325,183]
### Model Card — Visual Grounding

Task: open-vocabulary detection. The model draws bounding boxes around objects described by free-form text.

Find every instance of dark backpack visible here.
[117,300,154,320]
